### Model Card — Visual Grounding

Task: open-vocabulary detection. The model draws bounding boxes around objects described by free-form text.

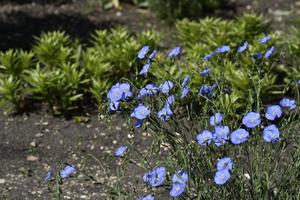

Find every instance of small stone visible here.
[112,140,117,144]
[26,155,39,161]
[0,179,6,184]
[30,141,37,147]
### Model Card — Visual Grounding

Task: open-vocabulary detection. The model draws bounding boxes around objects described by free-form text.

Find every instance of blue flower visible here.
[131,104,151,120]
[214,125,230,139]
[109,101,120,111]
[158,105,173,121]
[168,47,181,58]
[199,67,212,76]
[214,137,227,147]
[237,41,248,53]
[265,46,275,59]
[242,112,261,128]
[107,83,132,103]
[166,95,175,106]
[138,45,150,59]
[148,50,158,60]
[60,165,76,178]
[197,130,213,146]
[181,75,191,88]
[180,87,189,99]
[265,105,282,120]
[203,52,215,61]
[170,182,186,198]
[259,36,271,44]
[115,146,128,157]
[230,128,249,144]
[160,81,174,94]
[138,194,155,200]
[138,84,159,99]
[143,166,166,187]
[252,53,262,59]
[172,170,188,184]
[263,124,280,142]
[217,157,233,171]
[107,84,123,102]
[214,170,231,185]
[44,171,53,183]
[119,83,132,99]
[199,84,217,97]
[139,62,151,76]
[209,113,224,126]
[279,98,296,110]
[135,119,143,128]
[297,80,300,85]
[216,45,230,53]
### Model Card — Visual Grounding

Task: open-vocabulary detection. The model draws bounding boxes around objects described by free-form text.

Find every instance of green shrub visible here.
[0,49,34,112]
[148,0,227,22]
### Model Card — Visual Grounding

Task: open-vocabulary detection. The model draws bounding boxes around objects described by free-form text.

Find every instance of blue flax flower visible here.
[172,170,188,184]
[252,53,262,59]
[265,46,275,59]
[209,113,224,126]
[166,95,175,106]
[158,104,173,121]
[180,87,189,99]
[143,166,166,187]
[214,169,231,185]
[230,128,249,144]
[119,83,132,99]
[109,101,120,111]
[44,170,53,183]
[168,47,181,58]
[197,130,213,146]
[280,98,296,110]
[199,67,212,76]
[214,125,230,139]
[60,164,76,178]
[115,146,128,157]
[107,84,123,102]
[160,81,174,94]
[170,170,188,197]
[259,36,271,44]
[216,45,230,53]
[138,45,150,59]
[203,52,215,61]
[148,50,158,60]
[237,41,248,53]
[139,62,151,76]
[138,84,159,99]
[170,182,186,198]
[265,105,282,121]
[217,157,233,171]
[138,194,155,200]
[242,112,261,128]
[263,124,280,142]
[181,75,191,88]
[131,104,151,120]
[199,84,217,97]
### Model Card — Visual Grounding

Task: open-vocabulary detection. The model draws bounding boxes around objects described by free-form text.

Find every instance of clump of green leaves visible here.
[148,0,227,22]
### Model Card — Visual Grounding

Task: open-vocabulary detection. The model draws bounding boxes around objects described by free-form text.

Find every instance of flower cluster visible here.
[107,83,132,111]
[44,164,76,183]
[214,157,233,185]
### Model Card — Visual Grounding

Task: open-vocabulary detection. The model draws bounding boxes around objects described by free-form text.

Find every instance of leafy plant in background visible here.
[148,0,227,22]
[0,49,34,112]
[85,27,161,106]
[102,38,300,199]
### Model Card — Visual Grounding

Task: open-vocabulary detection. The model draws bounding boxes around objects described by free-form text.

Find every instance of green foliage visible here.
[148,0,227,22]
[176,14,271,60]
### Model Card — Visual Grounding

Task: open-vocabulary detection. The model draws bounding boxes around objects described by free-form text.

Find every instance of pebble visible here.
[26,155,39,161]
[0,179,6,184]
